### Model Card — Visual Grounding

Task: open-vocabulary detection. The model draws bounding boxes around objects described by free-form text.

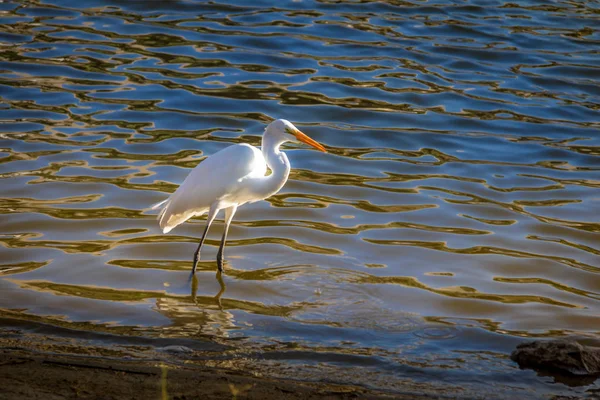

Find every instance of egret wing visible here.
[156,144,265,233]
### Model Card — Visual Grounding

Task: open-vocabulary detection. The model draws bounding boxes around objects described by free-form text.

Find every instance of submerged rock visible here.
[511,340,600,376]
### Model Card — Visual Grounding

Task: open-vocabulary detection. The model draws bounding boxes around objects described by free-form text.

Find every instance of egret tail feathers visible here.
[159,205,207,234]
[160,211,207,234]
[151,198,169,210]
[150,198,176,233]
[152,195,209,234]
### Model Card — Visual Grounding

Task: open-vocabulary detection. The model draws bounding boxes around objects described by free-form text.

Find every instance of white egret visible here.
[152,119,326,274]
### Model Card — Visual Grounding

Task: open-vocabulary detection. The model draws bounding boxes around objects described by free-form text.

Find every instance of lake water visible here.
[1,0,599,398]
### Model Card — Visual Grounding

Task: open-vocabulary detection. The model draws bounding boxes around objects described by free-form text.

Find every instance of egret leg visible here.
[192,205,219,275]
[216,205,238,272]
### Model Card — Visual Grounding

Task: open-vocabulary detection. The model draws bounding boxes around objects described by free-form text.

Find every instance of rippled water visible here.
[1,0,599,397]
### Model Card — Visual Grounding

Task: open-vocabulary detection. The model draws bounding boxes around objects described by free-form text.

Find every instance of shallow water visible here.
[1,0,599,397]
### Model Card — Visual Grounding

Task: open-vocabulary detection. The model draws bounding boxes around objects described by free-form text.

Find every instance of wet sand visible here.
[2,314,599,399]
[0,350,408,400]
[0,318,416,400]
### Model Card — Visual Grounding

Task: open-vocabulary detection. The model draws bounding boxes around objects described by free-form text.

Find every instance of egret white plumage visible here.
[152,119,326,274]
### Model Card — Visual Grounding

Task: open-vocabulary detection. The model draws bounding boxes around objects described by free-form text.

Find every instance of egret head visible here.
[267,119,326,152]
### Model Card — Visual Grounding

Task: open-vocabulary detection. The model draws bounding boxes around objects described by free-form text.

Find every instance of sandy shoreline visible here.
[2,315,596,399]
[0,317,420,400]
[0,349,409,400]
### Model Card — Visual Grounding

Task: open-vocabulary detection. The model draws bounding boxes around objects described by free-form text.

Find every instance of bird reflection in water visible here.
[151,271,235,338]
[190,272,226,310]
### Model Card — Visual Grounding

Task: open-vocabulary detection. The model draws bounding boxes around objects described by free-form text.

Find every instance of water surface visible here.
[1,0,599,397]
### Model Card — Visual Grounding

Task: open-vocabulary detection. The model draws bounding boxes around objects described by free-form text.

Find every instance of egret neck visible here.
[258,129,291,200]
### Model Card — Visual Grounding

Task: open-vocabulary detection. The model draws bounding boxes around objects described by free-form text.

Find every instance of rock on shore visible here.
[511,340,600,376]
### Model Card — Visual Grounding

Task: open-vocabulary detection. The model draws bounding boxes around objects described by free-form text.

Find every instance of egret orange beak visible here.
[293,129,327,153]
